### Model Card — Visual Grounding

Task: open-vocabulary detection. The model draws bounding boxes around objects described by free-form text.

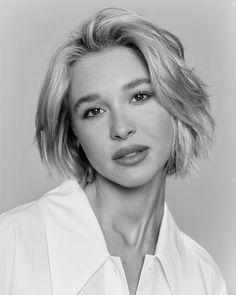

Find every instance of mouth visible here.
[112,144,149,166]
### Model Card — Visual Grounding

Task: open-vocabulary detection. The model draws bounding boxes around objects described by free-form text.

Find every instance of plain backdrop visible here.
[0,0,235,294]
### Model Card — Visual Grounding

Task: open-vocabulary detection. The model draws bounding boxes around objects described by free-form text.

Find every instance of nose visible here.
[110,111,136,141]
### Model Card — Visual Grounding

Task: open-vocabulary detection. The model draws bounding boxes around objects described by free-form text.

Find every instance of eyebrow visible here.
[122,77,150,90]
[73,93,100,112]
[73,77,151,111]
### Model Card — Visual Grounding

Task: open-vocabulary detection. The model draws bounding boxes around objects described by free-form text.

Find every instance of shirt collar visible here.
[154,202,183,294]
[41,179,182,295]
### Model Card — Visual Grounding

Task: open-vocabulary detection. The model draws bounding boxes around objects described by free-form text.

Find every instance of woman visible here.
[0,7,227,295]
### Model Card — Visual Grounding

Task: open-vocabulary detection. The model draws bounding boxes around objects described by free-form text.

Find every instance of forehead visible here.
[70,46,150,96]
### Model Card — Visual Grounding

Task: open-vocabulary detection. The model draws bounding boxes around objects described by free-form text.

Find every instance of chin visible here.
[107,168,165,189]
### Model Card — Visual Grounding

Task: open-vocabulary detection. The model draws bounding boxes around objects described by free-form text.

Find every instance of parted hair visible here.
[35,7,214,187]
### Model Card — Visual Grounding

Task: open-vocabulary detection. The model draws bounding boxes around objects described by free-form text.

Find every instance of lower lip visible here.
[113,149,149,166]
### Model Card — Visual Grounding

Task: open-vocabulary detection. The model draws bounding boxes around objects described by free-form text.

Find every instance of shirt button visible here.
[148,264,155,272]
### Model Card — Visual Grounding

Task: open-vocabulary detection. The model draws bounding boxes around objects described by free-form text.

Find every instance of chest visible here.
[104,233,157,294]
[120,254,145,295]
[106,253,173,295]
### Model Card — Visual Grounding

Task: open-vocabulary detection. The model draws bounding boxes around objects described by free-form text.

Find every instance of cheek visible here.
[75,125,109,166]
[157,115,173,144]
[143,110,173,155]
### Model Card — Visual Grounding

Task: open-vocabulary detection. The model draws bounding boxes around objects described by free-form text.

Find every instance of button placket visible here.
[135,255,157,295]
[148,264,155,272]
[146,255,156,272]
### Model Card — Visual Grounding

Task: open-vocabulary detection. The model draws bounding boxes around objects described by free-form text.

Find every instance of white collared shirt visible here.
[0,179,227,295]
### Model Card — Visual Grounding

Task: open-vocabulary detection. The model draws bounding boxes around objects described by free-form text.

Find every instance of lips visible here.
[112,144,149,160]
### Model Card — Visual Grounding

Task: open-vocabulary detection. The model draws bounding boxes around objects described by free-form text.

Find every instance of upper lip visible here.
[112,144,149,160]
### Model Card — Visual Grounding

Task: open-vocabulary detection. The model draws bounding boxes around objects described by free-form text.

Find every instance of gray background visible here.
[0,0,235,294]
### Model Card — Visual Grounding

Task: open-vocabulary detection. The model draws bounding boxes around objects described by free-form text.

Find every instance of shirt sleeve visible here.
[0,212,16,295]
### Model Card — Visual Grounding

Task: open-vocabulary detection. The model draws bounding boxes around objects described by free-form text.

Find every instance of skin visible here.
[69,46,173,295]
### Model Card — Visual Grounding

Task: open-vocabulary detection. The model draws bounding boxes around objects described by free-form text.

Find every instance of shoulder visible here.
[161,206,228,294]
[0,180,78,294]
[0,180,65,229]
[180,231,218,269]
[178,230,227,294]
[0,178,81,232]
[0,201,40,233]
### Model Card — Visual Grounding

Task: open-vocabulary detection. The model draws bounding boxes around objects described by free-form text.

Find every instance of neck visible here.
[84,171,166,252]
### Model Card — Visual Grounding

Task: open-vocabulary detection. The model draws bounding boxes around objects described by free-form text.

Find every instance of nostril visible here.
[110,116,136,140]
[111,128,136,140]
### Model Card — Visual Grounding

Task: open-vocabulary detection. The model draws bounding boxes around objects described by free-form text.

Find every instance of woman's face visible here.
[69,46,173,188]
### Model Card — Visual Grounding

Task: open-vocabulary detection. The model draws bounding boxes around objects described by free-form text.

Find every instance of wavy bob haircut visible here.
[35,7,214,187]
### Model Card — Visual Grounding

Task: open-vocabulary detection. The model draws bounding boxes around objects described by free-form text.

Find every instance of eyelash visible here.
[83,91,153,118]
[131,91,153,103]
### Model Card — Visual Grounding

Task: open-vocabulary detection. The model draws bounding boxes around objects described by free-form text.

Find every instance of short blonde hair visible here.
[35,7,214,186]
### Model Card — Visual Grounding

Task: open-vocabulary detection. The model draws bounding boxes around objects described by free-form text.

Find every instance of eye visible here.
[131,92,152,103]
[84,107,105,118]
